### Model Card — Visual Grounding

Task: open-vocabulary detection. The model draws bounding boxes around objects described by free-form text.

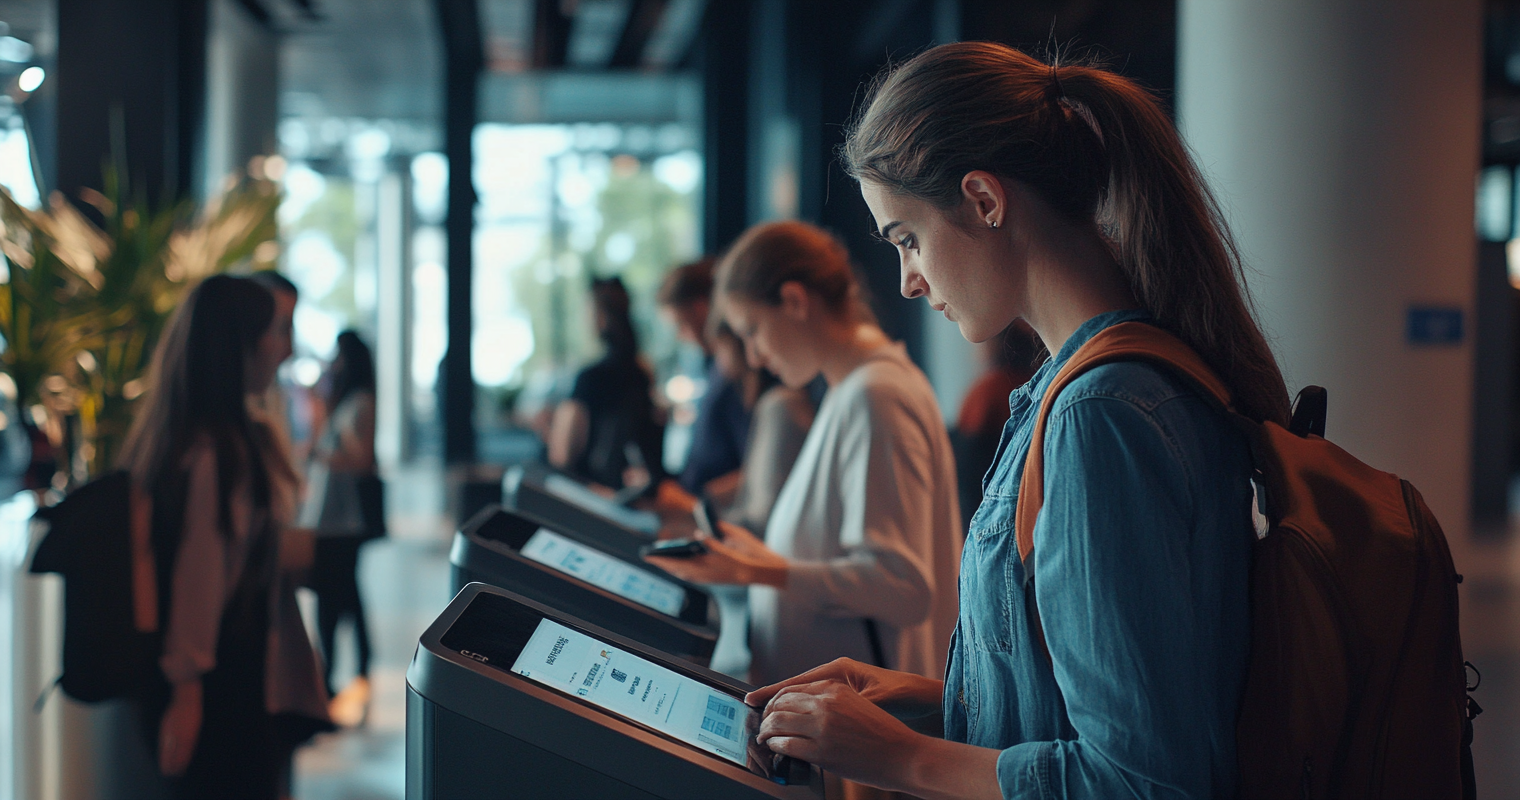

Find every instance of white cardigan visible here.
[748,343,962,685]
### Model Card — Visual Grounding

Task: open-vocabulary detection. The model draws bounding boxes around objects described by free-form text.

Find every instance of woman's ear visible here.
[961,170,1009,230]
[777,281,810,322]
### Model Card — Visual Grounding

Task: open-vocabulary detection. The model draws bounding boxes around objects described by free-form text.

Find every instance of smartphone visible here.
[641,538,709,558]
[692,497,724,542]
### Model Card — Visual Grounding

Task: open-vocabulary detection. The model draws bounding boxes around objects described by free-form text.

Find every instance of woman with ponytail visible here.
[744,42,1287,799]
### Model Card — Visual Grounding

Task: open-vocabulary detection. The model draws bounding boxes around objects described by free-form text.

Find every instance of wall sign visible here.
[1406,306,1464,346]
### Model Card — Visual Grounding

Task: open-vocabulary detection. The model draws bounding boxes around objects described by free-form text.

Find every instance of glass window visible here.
[472,122,703,468]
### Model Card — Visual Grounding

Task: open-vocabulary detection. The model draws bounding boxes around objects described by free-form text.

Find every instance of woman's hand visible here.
[643,520,788,587]
[652,481,700,540]
[745,657,943,715]
[750,663,1002,800]
[652,479,698,514]
[754,678,923,790]
[158,679,203,777]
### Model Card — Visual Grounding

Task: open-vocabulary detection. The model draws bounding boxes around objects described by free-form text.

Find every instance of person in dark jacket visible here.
[547,276,665,489]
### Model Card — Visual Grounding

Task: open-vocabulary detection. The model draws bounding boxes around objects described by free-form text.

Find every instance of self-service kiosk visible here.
[407,584,826,800]
[450,505,720,664]
[501,464,659,561]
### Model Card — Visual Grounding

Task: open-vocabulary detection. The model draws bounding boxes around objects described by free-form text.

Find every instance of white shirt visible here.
[748,343,962,684]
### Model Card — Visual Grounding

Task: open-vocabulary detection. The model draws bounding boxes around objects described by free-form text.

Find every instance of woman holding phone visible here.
[646,220,962,689]
[743,42,1289,800]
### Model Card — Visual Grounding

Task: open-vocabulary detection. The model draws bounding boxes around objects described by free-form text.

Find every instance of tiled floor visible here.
[292,462,456,800]
[291,533,452,800]
[287,476,1520,799]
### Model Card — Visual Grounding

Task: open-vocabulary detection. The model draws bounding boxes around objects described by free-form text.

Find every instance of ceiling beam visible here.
[533,0,572,68]
[436,0,485,69]
[609,0,667,68]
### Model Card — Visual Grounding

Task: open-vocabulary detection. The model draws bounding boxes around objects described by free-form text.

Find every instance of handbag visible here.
[356,473,387,540]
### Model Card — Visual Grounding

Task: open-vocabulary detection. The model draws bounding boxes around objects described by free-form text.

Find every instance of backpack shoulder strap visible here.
[129,483,158,634]
[1014,321,1233,567]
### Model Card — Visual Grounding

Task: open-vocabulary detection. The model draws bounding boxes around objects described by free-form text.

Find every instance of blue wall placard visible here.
[1406,306,1464,346]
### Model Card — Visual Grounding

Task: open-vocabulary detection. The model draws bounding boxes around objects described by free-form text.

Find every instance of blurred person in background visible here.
[951,321,1044,534]
[647,221,961,696]
[548,276,665,490]
[658,258,751,494]
[118,274,329,800]
[248,271,301,459]
[299,330,380,727]
[703,313,815,535]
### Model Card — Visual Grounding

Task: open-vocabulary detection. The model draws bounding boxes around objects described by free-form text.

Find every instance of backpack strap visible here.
[129,485,159,634]
[1015,321,1232,566]
[1015,322,1233,658]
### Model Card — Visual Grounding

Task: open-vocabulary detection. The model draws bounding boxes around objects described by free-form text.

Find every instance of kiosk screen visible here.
[440,592,764,772]
[541,474,661,534]
[510,618,754,766]
[519,528,686,618]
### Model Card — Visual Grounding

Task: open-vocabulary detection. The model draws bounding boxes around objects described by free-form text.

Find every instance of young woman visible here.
[704,314,814,537]
[744,43,1290,800]
[548,276,664,489]
[119,275,329,799]
[300,329,380,725]
[646,220,962,687]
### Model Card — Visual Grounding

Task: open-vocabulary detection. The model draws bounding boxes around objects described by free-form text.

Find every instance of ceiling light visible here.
[17,66,43,93]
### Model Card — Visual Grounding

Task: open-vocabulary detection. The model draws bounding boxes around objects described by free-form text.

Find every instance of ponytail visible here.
[842,42,1289,425]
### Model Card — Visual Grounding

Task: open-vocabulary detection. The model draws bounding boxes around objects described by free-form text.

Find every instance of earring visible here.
[988,219,999,229]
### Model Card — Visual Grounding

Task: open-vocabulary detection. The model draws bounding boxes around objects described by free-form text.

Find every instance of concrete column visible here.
[1178,0,1483,539]
[376,170,415,467]
[202,0,278,200]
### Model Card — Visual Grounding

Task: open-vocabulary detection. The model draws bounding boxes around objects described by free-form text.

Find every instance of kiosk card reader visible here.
[450,505,720,664]
[502,464,659,561]
[406,583,825,800]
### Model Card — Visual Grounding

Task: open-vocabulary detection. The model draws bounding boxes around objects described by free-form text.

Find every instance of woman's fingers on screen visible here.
[759,735,815,760]
[757,708,820,745]
[746,664,856,707]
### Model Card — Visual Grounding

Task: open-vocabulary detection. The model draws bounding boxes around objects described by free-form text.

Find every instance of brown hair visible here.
[705,309,780,408]
[713,220,876,324]
[841,42,1289,424]
[118,275,275,536]
[658,257,717,308]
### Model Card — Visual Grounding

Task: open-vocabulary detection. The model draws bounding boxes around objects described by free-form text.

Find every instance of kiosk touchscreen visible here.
[501,464,659,561]
[451,505,719,664]
[407,584,825,800]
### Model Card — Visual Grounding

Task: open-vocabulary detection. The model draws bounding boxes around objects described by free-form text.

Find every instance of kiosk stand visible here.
[450,505,720,664]
[501,464,659,561]
[407,584,825,800]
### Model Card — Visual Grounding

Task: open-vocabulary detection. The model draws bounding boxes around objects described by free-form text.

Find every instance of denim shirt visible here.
[943,309,1254,799]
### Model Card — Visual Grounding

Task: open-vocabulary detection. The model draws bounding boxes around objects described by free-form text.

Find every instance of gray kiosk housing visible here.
[406,584,826,800]
[501,464,659,561]
[450,504,720,664]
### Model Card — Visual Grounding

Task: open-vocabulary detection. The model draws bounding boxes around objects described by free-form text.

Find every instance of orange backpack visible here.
[1014,322,1477,800]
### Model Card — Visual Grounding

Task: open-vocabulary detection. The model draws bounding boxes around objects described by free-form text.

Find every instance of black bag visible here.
[28,471,163,703]
[356,473,386,540]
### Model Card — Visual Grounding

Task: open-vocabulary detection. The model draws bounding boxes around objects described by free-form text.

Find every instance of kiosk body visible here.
[501,464,659,561]
[450,505,720,664]
[406,584,825,800]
